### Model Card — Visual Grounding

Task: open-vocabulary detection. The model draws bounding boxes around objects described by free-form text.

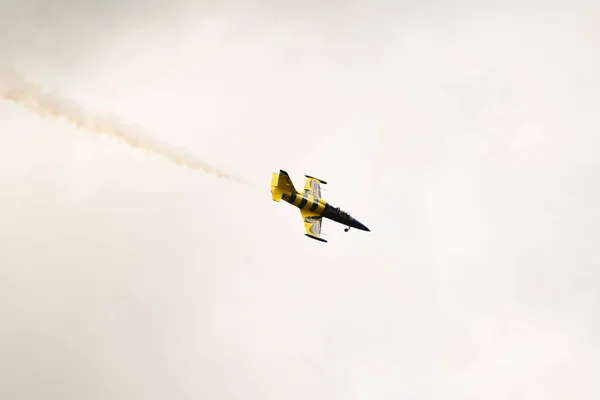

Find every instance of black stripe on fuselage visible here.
[298,195,308,209]
[310,197,320,211]
[288,193,297,204]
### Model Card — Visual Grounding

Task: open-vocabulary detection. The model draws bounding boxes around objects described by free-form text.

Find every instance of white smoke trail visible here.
[0,70,249,185]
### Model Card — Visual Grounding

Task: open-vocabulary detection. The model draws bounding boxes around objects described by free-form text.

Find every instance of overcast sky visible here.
[1,1,599,399]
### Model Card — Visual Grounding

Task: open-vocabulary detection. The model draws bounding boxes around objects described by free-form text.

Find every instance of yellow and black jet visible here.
[271,169,370,242]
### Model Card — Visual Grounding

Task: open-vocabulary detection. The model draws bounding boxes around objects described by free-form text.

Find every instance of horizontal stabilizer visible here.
[271,169,298,202]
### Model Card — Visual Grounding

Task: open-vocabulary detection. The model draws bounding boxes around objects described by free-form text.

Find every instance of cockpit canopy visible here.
[334,207,352,219]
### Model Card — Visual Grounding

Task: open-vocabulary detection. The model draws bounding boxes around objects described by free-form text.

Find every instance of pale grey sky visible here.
[1,1,599,399]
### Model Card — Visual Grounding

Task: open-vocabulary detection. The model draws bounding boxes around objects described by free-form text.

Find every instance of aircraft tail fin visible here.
[271,169,298,202]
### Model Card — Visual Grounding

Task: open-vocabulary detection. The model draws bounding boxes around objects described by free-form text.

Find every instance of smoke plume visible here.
[0,70,248,185]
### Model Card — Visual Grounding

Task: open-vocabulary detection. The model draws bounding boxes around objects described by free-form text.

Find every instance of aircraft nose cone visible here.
[353,220,370,232]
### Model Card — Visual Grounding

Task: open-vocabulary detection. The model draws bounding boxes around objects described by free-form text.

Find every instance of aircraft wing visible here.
[303,175,327,198]
[301,210,327,243]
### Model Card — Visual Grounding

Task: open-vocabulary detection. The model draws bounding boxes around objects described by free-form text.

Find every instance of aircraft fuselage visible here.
[271,169,370,241]
[281,192,370,232]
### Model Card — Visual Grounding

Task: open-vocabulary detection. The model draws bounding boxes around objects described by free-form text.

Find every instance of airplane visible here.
[270,169,370,242]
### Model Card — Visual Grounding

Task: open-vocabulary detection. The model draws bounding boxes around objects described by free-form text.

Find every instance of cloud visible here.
[1,1,599,399]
